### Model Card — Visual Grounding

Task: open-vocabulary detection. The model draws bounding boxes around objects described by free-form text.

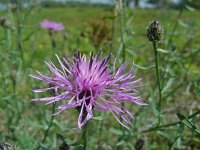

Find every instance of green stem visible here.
[82,124,88,150]
[142,109,200,133]
[119,0,126,136]
[153,41,162,125]
[49,30,56,52]
[119,4,126,62]
[110,4,116,54]
[142,121,178,133]
[167,3,183,48]
[16,0,24,62]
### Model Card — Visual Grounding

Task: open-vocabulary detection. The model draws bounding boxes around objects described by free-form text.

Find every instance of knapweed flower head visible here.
[40,20,64,31]
[31,51,146,129]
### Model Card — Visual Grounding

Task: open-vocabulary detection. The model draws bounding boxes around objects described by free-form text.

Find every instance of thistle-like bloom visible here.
[31,51,146,129]
[40,20,64,31]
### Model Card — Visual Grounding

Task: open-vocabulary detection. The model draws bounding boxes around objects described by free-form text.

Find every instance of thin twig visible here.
[142,109,200,133]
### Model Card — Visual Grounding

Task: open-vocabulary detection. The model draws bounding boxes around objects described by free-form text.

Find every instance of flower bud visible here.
[147,20,162,42]
[0,17,13,29]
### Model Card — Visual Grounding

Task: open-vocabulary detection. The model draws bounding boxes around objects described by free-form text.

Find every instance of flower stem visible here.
[82,124,88,150]
[16,0,24,62]
[49,30,56,52]
[118,0,126,136]
[119,1,126,62]
[152,41,162,125]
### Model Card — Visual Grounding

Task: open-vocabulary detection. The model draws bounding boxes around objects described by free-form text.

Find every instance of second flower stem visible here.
[153,41,162,125]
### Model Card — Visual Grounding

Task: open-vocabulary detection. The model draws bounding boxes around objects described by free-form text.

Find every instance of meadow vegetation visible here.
[0,4,200,150]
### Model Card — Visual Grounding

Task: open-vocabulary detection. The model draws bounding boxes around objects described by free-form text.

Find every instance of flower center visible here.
[76,90,93,123]
[78,90,91,105]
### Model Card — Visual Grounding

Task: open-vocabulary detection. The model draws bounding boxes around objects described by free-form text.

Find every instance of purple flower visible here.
[31,51,146,129]
[40,20,64,31]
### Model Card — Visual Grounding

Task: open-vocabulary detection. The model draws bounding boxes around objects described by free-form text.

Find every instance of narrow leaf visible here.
[135,64,155,70]
[157,48,170,54]
[176,113,200,134]
[185,5,195,11]
[162,77,175,94]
